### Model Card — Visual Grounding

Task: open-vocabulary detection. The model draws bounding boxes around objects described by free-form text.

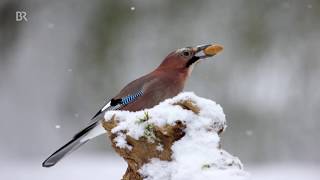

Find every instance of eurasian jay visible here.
[42,44,223,167]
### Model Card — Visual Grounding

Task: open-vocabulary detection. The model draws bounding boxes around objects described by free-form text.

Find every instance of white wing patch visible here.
[80,122,106,143]
[101,102,111,111]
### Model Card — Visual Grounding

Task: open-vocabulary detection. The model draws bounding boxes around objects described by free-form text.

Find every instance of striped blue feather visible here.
[121,90,143,105]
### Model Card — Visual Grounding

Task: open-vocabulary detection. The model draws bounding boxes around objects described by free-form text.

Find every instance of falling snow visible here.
[47,23,55,29]
[245,130,253,136]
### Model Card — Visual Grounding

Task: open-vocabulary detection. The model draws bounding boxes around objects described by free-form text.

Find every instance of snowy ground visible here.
[1,154,126,180]
[248,163,320,180]
[1,154,319,180]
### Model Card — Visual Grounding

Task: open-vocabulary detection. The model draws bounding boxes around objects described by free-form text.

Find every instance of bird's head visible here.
[157,44,223,72]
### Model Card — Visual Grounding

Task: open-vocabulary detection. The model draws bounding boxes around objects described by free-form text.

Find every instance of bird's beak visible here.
[192,44,223,59]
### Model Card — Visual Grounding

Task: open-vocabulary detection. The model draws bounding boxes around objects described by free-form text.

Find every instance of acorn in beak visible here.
[193,44,223,59]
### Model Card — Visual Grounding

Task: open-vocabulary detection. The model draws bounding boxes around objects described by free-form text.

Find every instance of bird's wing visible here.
[90,89,144,121]
[89,73,154,121]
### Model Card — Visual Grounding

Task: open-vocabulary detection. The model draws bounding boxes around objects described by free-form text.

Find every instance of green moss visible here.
[144,123,157,142]
[201,164,211,170]
[136,111,150,124]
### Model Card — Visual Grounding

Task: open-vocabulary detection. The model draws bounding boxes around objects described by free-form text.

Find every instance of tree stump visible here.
[102,92,247,180]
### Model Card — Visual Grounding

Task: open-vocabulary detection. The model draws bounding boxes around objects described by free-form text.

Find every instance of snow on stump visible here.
[103,92,249,180]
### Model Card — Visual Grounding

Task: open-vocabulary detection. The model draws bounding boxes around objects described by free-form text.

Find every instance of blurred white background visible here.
[0,0,319,179]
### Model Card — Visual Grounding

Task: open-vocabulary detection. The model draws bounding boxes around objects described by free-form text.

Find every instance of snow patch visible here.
[156,144,163,152]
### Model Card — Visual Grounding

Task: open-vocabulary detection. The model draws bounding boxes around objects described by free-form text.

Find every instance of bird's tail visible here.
[42,122,102,167]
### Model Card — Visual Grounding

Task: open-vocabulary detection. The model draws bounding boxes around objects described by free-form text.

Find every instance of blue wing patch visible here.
[91,90,143,121]
[121,90,143,105]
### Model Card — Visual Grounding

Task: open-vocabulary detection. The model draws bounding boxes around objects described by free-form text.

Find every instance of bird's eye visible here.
[182,50,190,56]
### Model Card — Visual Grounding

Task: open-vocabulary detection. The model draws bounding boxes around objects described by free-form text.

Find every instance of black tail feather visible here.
[42,122,98,168]
[42,137,89,167]
[91,110,102,120]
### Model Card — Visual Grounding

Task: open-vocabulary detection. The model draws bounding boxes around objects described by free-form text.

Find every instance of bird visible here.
[42,44,223,167]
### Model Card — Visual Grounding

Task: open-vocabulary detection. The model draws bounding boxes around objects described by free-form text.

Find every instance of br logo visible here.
[16,11,28,22]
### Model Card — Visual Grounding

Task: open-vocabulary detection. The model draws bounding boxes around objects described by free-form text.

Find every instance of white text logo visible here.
[16,11,28,22]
